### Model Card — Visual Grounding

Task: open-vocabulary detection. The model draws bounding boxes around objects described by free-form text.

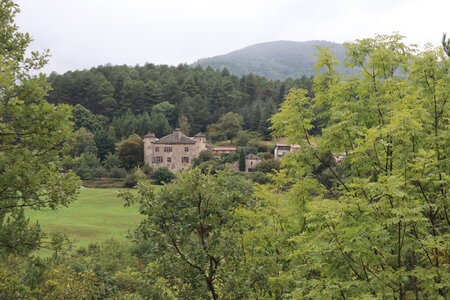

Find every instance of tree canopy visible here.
[0,0,79,256]
[270,33,449,298]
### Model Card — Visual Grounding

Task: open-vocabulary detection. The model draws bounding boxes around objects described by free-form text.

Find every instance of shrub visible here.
[124,171,137,188]
[151,167,175,185]
[110,167,126,179]
[255,159,281,174]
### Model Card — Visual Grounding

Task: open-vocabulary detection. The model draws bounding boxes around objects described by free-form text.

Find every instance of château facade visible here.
[143,129,207,172]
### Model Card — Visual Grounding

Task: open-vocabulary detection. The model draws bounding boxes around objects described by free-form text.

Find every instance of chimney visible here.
[174,128,181,142]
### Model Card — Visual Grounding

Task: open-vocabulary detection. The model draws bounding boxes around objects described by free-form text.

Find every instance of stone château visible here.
[143,129,207,172]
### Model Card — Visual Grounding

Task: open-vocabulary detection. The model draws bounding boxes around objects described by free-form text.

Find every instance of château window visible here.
[182,157,189,163]
[164,147,172,152]
[155,147,159,152]
[167,157,171,163]
[184,147,189,152]
[153,156,163,163]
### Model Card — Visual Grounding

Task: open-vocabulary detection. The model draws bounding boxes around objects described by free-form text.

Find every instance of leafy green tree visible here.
[239,148,245,171]
[151,101,176,126]
[207,112,243,143]
[120,169,254,299]
[178,114,191,136]
[94,129,116,161]
[192,150,215,167]
[74,153,101,180]
[235,130,259,147]
[150,167,176,185]
[71,104,101,132]
[116,135,144,170]
[270,34,449,298]
[149,111,172,138]
[0,0,80,256]
[254,159,281,174]
[69,127,97,157]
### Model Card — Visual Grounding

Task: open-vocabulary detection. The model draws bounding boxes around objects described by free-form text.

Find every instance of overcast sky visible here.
[15,0,449,74]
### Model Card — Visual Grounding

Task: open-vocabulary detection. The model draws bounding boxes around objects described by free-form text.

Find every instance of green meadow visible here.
[27,188,144,254]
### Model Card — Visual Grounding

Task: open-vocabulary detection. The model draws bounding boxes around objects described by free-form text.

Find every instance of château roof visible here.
[194,132,206,137]
[153,129,196,144]
[246,154,260,160]
[144,132,156,138]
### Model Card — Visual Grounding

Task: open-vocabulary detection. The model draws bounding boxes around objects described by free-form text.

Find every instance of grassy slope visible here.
[27,188,143,252]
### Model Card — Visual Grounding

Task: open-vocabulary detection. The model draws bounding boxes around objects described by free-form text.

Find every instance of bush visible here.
[262,152,273,160]
[141,164,153,176]
[249,171,270,184]
[92,166,109,178]
[124,171,137,188]
[255,159,281,174]
[198,160,223,175]
[103,153,122,170]
[220,153,238,164]
[192,150,215,166]
[151,167,175,185]
[109,167,126,179]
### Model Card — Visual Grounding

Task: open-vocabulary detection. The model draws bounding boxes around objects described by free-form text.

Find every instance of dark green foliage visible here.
[74,153,101,180]
[248,171,270,184]
[48,62,314,141]
[192,150,215,166]
[238,148,245,171]
[94,129,116,160]
[220,153,239,164]
[234,130,257,146]
[150,167,175,184]
[71,104,101,132]
[149,111,172,137]
[69,127,97,157]
[198,160,223,174]
[254,159,281,174]
[124,171,137,188]
[116,135,144,170]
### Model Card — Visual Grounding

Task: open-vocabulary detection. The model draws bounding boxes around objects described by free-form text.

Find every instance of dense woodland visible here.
[1,1,449,299]
[47,63,313,139]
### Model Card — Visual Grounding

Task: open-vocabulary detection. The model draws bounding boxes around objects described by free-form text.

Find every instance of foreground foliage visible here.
[0,0,79,256]
[271,34,449,298]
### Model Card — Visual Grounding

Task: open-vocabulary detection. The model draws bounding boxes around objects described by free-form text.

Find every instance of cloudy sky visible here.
[15,0,449,74]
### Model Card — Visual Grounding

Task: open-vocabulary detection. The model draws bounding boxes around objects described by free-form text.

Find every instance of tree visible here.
[270,34,449,298]
[71,104,100,132]
[150,167,175,185]
[254,159,281,174]
[149,111,172,138]
[116,135,144,170]
[442,33,450,57]
[207,112,243,143]
[178,114,191,136]
[69,127,97,157]
[238,148,245,172]
[0,0,79,256]
[120,169,254,299]
[94,129,116,161]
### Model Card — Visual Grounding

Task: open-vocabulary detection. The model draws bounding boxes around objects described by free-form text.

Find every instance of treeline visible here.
[47,64,313,139]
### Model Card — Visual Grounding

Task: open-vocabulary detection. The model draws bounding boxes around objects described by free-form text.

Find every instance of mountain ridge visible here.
[192,40,354,80]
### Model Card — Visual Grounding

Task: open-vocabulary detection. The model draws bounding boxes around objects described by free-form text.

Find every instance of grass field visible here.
[27,188,143,254]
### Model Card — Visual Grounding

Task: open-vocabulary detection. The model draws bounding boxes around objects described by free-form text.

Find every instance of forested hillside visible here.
[47,64,313,139]
[192,40,358,80]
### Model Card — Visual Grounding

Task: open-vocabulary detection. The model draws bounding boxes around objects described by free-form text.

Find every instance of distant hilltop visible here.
[192,40,357,80]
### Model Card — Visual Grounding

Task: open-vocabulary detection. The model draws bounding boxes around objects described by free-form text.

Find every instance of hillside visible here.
[192,40,356,80]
